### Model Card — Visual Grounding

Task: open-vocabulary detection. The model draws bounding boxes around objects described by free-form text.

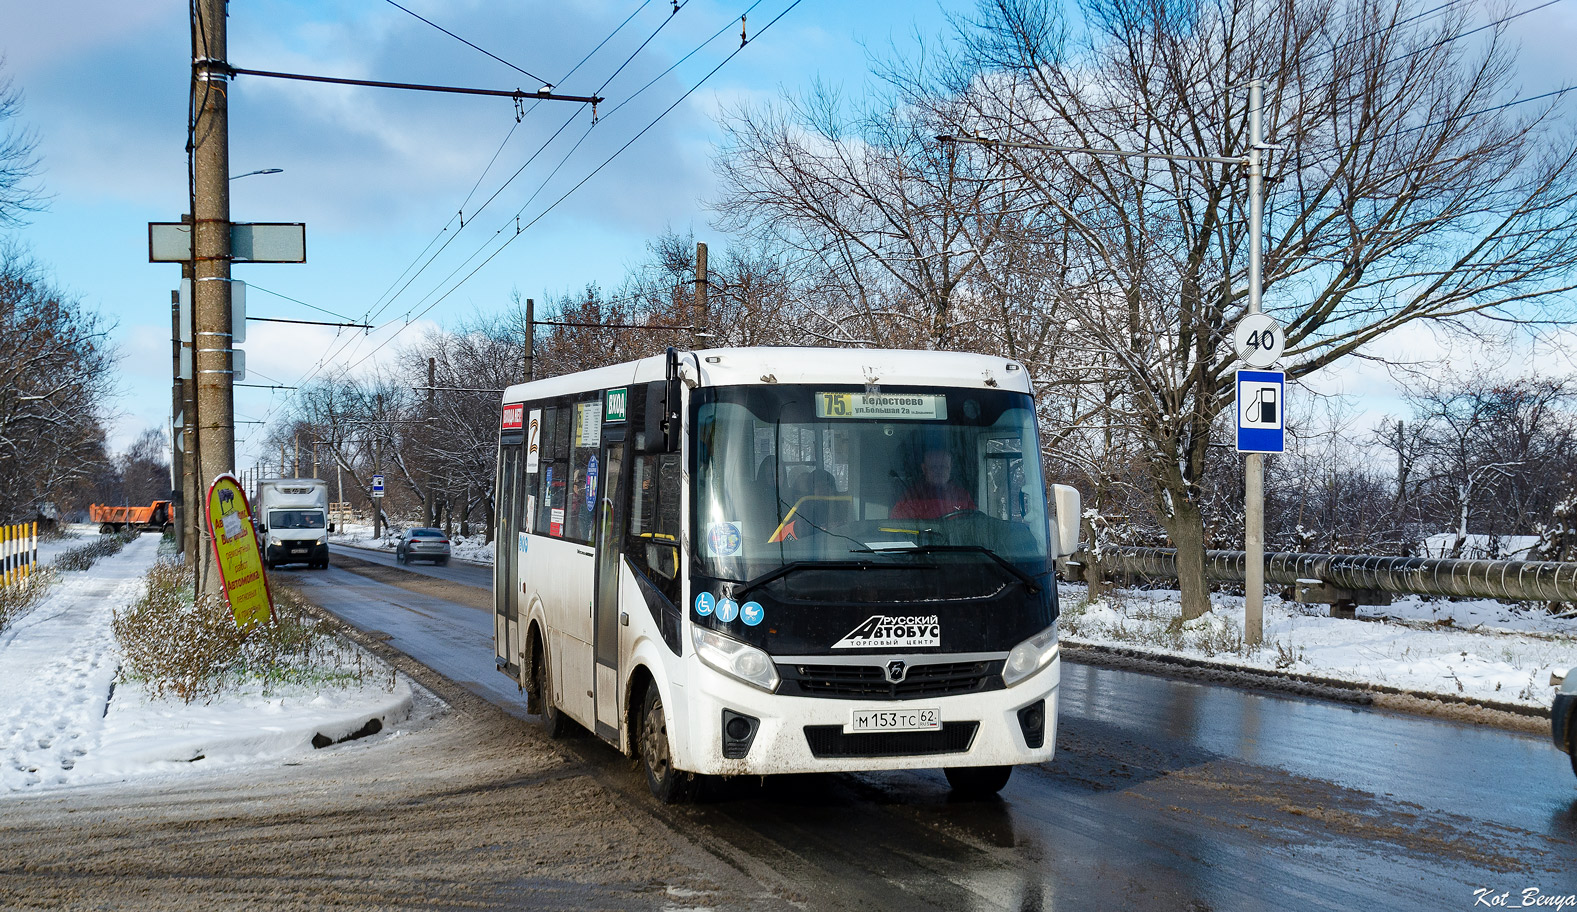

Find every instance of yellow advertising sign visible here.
[205,473,273,629]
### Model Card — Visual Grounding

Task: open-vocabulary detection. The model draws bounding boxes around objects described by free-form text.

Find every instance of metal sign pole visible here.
[1245,79,1266,647]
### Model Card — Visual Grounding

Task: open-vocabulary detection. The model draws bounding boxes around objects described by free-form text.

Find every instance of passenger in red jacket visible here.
[891,449,975,520]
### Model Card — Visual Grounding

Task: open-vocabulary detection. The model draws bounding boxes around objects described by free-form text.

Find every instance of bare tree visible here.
[712,83,1046,350]
[0,243,114,518]
[0,62,44,227]
[909,0,1577,618]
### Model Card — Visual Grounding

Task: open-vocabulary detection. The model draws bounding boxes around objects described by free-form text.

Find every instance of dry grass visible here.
[56,531,138,572]
[0,568,54,637]
[114,559,386,703]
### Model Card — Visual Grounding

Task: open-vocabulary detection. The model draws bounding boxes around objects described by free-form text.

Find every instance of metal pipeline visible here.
[1076,547,1577,603]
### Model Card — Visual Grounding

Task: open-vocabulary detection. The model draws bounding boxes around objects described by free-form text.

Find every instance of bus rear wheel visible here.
[944,765,1012,798]
[534,648,567,739]
[639,688,694,804]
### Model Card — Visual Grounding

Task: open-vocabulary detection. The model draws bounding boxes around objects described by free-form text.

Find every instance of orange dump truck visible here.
[88,500,173,534]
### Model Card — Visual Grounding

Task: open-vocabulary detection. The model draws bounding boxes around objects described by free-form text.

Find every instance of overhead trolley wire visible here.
[335,0,807,379]
[388,0,771,328]
[382,0,554,87]
[252,0,798,436]
[361,0,666,329]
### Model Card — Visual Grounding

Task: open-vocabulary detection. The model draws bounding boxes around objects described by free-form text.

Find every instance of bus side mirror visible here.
[642,378,680,454]
[1051,484,1081,558]
[328,522,336,533]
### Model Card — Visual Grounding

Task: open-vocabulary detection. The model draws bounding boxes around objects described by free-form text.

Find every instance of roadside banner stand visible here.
[205,473,273,629]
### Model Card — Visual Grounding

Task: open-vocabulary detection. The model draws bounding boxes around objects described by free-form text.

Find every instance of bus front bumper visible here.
[672,654,1060,777]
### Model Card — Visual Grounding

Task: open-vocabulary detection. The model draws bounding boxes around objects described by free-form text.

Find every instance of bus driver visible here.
[891,448,976,520]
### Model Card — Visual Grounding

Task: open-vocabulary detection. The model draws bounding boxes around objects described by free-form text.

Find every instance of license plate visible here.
[291,548,308,554]
[848,707,940,733]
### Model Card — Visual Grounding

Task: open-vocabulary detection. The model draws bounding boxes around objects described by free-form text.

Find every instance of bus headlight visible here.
[316,537,327,546]
[692,626,779,693]
[269,537,283,548]
[1003,626,1058,687]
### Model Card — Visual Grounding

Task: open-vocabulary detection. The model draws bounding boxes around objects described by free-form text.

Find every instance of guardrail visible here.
[1,521,38,588]
[1067,546,1577,617]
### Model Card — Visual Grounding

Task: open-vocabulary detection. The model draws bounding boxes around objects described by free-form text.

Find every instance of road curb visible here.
[1062,640,1551,732]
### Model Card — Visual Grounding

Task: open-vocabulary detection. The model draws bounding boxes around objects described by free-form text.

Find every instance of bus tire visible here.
[534,648,568,739]
[944,765,1012,798]
[639,687,694,804]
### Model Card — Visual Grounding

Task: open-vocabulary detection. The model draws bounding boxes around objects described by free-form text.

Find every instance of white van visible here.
[255,478,331,569]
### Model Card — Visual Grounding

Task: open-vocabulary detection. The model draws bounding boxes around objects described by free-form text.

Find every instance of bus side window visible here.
[537,407,563,535]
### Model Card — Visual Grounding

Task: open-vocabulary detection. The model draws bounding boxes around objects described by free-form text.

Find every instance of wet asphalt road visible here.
[327,542,493,589]
[287,556,1577,911]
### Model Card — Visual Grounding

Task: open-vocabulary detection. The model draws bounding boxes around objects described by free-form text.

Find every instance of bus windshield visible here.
[694,385,1050,598]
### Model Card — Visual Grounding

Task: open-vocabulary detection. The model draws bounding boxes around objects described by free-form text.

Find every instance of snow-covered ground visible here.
[1061,582,1577,708]
[1,534,413,795]
[331,520,496,564]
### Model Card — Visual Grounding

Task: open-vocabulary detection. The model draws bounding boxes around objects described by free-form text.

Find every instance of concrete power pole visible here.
[179,218,200,568]
[524,297,534,384]
[192,0,235,597]
[1244,79,1266,647]
[693,242,708,348]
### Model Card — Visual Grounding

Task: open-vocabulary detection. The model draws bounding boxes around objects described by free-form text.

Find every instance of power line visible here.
[362,1,658,324]
[391,1,768,327]
[250,1,795,441]
[336,0,806,379]
[382,0,553,87]
[245,281,364,323]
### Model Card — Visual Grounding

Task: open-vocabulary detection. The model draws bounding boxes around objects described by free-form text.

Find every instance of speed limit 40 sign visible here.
[1234,314,1284,368]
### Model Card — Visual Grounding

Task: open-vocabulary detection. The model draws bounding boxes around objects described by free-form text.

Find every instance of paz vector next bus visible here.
[492,347,1080,802]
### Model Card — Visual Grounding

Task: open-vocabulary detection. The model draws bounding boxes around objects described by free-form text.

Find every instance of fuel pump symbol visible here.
[1246,386,1278,425]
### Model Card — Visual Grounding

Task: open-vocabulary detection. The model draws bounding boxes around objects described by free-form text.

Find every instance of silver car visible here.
[396,527,451,565]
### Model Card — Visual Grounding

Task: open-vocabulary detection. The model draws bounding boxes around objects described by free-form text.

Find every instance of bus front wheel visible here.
[639,688,694,804]
[944,765,1012,798]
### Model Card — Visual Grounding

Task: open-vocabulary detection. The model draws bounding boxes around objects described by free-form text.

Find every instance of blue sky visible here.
[3,0,960,468]
[6,0,1577,475]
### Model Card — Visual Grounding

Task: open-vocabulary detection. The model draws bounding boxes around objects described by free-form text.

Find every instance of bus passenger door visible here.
[592,436,627,740]
[494,444,520,675]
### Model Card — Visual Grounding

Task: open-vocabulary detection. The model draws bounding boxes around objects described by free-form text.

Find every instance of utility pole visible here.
[179,217,199,568]
[170,294,184,558]
[524,297,534,383]
[693,242,708,348]
[192,0,235,597]
[1244,79,1266,648]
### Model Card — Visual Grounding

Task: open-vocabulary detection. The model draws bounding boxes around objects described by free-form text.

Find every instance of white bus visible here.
[493,347,1080,801]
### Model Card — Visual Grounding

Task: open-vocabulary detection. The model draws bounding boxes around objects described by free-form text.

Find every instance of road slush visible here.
[205,473,273,629]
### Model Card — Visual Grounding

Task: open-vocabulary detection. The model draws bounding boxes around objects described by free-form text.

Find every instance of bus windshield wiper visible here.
[734,559,937,599]
[852,544,1042,594]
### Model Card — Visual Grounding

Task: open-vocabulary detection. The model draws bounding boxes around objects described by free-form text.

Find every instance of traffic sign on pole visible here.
[371,474,385,499]
[1233,313,1284,368]
[1236,370,1285,453]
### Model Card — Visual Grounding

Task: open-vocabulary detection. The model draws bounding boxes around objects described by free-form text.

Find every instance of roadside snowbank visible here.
[1060,582,1577,708]
[0,535,413,794]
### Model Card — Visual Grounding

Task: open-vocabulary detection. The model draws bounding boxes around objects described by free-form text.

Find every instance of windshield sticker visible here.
[585,456,599,511]
[833,615,942,649]
[716,598,740,623]
[707,521,742,557]
[741,601,764,626]
[694,592,715,617]
[816,392,947,421]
